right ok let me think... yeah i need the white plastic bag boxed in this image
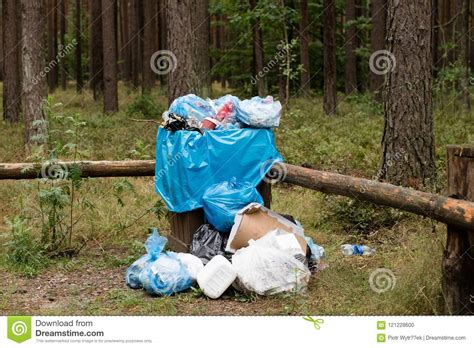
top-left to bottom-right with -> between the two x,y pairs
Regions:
238,96 -> 282,128
176,253 -> 204,281
231,231 -> 310,295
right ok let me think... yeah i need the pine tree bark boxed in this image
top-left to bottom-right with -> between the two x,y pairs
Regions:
75,0 -> 83,92
2,0 -> 22,122
47,0 -> 57,92
470,0 -> 474,72
381,0 -> 435,188
193,0 -> 211,97
299,0 -> 311,94
22,0 -> 48,148
369,0 -> 387,101
53,0 -> 59,87
90,0 -> 103,100
121,0 -> 131,82
166,0 -> 201,104
129,0 -> 140,88
158,0 -> 168,87
102,0 -> 118,113
345,0 -> 358,94
59,0 -> 67,90
142,0 -> 155,93
455,0 -> 471,110
323,0 -> 337,115
249,0 -> 267,97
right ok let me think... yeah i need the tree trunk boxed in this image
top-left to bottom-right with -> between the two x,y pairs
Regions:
75,0 -> 83,92
249,0 -> 267,97
47,0 -> 57,92
102,0 -> 119,113
90,0 -> 103,100
432,0 -> 439,76
369,0 -> 387,101
166,0 -> 200,104
299,0 -> 311,94
21,0 -> 48,148
121,0 -> 131,82
129,0 -> 140,88
158,0 -> 167,87
2,0 -> 22,122
323,0 -> 337,115
381,0 -> 435,188
455,0 -> 471,111
59,0 -> 67,90
470,0 -> 474,72
345,0 -> 358,94
142,0 -> 155,93
193,0 -> 211,97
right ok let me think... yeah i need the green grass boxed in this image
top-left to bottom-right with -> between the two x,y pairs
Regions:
0,83 -> 473,315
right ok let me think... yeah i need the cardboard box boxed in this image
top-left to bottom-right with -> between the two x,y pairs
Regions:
226,203 -> 308,253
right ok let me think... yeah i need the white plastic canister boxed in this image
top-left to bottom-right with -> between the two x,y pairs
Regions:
197,255 -> 236,299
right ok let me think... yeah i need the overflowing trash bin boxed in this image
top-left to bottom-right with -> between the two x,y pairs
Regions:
125,94 -> 326,299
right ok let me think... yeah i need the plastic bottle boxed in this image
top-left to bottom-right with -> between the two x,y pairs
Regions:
341,244 -> 376,256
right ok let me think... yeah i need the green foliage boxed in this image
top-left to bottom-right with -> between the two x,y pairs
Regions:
127,94 -> 164,119
127,140 -> 152,160
3,216 -> 48,277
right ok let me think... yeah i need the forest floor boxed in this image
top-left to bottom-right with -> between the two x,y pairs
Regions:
0,84 -> 473,315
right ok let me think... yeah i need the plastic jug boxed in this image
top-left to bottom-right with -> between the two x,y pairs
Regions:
197,255 -> 236,299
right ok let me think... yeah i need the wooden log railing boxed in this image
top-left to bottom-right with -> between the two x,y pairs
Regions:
0,159 -> 473,230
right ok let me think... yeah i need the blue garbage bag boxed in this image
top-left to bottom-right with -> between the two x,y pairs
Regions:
155,128 -> 283,212
202,179 -> 264,233
125,231 -> 193,295
139,252 -> 193,296
125,230 -> 167,289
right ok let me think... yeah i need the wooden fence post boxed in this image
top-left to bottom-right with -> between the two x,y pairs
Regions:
443,145 -> 474,314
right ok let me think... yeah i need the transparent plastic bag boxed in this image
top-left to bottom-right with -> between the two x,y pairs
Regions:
202,179 -> 263,233
232,231 -> 311,295
238,96 -> 282,128
208,95 -> 242,126
168,94 -> 214,122
176,253 -> 204,280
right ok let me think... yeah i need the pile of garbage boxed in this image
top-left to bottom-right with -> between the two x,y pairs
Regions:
126,203 -> 325,298
125,93 -> 373,299
162,94 -> 282,131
